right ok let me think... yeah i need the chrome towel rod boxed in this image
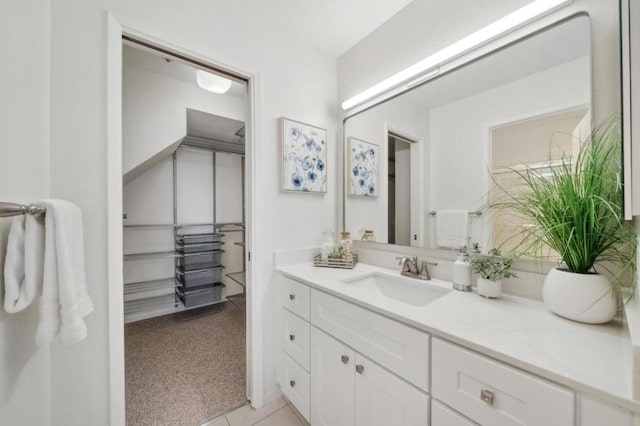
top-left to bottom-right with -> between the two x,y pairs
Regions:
0,202 -> 46,218
429,210 -> 482,217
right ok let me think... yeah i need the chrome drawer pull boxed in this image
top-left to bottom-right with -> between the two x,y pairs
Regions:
290,380 -> 296,387
480,389 -> 494,405
355,364 -> 364,374
289,294 -> 295,300
341,355 -> 349,364
289,334 -> 295,341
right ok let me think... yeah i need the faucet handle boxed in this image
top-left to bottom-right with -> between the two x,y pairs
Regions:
418,260 -> 430,279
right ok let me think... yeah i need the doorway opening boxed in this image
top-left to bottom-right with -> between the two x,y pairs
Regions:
387,131 -> 414,246
121,40 -> 252,425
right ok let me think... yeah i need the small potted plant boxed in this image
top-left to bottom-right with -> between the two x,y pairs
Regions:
470,248 -> 517,298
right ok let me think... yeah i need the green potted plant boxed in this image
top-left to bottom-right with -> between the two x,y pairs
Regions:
470,248 -> 517,298
492,117 -> 636,323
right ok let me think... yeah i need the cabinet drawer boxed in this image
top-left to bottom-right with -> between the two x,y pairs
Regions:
311,289 -> 430,392
279,275 -> 310,320
280,351 -> 310,422
432,338 -> 574,426
432,400 -> 477,426
282,309 -> 310,371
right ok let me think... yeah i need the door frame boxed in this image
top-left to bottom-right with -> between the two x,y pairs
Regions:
106,13 -> 262,425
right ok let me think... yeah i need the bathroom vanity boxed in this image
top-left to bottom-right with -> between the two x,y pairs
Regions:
276,262 -> 640,425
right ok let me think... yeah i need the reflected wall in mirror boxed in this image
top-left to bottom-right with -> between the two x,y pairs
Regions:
344,15 -> 592,255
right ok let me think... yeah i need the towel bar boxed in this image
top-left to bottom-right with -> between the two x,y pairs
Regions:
0,202 -> 46,217
429,210 -> 482,217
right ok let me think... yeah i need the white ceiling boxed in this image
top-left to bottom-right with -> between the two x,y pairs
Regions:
123,45 -> 247,99
250,0 -> 414,57
121,0 -> 416,98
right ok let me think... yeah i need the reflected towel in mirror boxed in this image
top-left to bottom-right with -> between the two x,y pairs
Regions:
435,210 -> 468,249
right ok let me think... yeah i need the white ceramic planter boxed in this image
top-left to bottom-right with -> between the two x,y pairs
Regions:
477,278 -> 502,298
543,267 -> 616,324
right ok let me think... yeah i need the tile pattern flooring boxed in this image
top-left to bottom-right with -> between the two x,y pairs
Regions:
125,302 -> 247,425
202,396 -> 309,426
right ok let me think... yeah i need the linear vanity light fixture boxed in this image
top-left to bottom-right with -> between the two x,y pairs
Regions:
340,0 -> 572,111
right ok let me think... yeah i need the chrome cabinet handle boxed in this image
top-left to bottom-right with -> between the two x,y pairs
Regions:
290,380 -> 296,388
341,355 -> 349,364
289,294 -> 295,300
355,364 -> 364,374
480,389 -> 494,405
289,334 -> 295,341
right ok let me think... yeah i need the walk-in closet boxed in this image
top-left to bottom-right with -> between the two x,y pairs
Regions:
121,43 -> 249,426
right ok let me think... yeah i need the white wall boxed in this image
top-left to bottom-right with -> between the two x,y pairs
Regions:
43,0 -> 338,424
122,63 -> 246,176
0,1 -> 52,425
429,57 -> 590,250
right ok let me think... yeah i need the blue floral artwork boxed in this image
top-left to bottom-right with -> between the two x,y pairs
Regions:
349,137 -> 379,197
281,118 -> 327,193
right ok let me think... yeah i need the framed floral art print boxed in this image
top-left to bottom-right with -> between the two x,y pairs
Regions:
281,117 -> 327,194
348,137 -> 379,197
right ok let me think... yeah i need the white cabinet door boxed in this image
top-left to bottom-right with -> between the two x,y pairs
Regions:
354,353 -> 429,426
311,326 -> 356,426
580,395 -> 633,426
432,400 -> 478,426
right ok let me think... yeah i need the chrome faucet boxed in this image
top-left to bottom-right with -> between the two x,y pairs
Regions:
397,256 -> 419,275
396,256 -> 437,281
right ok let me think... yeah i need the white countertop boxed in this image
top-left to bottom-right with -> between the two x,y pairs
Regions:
276,262 -> 638,411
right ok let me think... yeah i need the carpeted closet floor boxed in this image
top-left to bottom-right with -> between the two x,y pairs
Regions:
125,302 -> 247,426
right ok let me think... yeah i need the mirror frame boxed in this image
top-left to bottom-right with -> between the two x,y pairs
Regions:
341,13 -> 594,270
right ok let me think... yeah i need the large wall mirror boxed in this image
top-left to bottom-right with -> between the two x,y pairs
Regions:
343,15 -> 592,255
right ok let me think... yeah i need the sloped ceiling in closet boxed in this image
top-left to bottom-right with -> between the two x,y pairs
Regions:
181,109 -> 245,154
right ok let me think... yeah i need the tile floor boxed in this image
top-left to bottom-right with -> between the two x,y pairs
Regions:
202,396 -> 309,426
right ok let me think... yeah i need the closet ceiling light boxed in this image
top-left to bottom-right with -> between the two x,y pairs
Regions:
340,0 -> 572,111
196,70 -> 233,94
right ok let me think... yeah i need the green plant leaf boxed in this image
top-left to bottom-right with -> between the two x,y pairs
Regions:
490,116 -> 636,296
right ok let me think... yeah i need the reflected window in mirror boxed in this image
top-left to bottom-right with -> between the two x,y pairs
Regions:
489,107 -> 591,260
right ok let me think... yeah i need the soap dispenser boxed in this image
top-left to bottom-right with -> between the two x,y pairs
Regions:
453,245 -> 472,292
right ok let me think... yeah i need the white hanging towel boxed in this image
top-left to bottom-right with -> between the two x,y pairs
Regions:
436,210 -> 468,249
36,200 -> 93,345
4,214 -> 45,313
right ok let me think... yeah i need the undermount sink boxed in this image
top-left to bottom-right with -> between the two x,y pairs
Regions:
341,273 -> 450,307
